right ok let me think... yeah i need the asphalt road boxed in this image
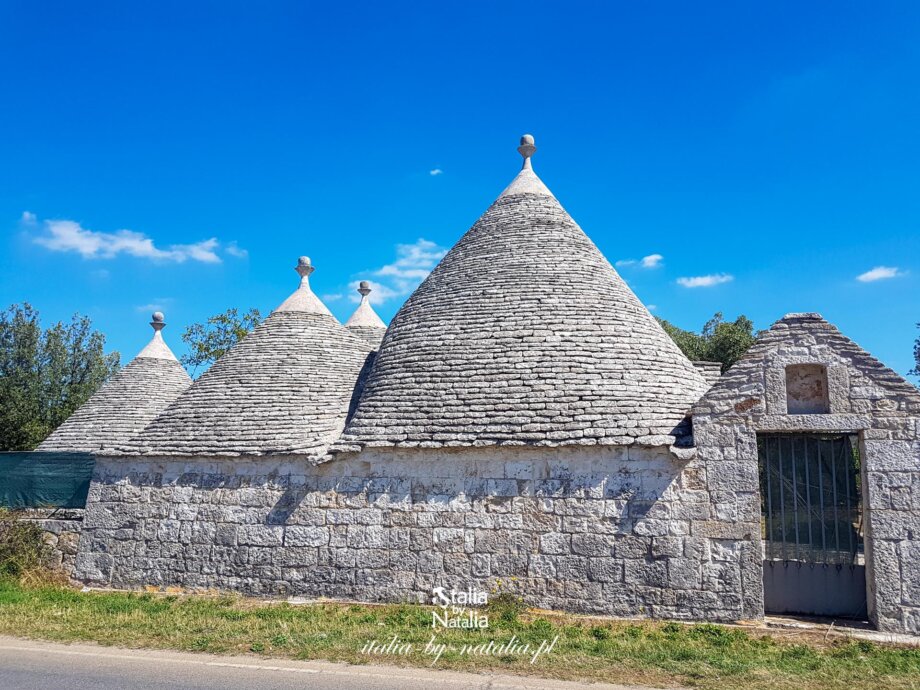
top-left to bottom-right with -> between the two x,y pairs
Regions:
0,636 -> 644,690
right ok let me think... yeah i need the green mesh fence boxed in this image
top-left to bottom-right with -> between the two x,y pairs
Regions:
0,452 -> 95,509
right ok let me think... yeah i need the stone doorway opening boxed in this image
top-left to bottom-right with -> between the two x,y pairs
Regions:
757,433 -> 868,621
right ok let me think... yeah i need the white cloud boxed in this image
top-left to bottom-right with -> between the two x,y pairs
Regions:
21,211 -> 37,225
429,168 -> 444,176
616,253 -> 664,269
135,299 -> 173,314
31,216 -> 224,263
348,279 -> 402,306
345,238 -> 448,306
225,242 -> 249,259
179,238 -> 220,263
856,266 -> 904,283
373,238 -> 447,291
647,304 -> 658,311
676,273 -> 734,288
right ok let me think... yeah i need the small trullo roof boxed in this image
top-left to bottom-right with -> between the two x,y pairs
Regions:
37,312 -> 192,453
119,257 -> 374,458
345,281 -> 388,348
338,135 -> 710,451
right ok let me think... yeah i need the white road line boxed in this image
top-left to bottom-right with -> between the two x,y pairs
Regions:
0,644 -> 501,686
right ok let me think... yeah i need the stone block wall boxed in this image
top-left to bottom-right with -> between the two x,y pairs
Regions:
19,508 -> 84,576
76,444 -> 757,622
692,313 -> 920,634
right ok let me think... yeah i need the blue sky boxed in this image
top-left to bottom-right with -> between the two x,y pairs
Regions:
1,2 -> 918,377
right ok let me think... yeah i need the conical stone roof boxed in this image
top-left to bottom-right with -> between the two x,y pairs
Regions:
345,281 -> 388,348
120,257 -> 374,458
338,135 -> 710,451
37,313 -> 192,453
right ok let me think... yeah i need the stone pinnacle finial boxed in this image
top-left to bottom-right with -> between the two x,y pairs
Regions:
345,279 -> 387,336
517,134 -> 536,170
274,255 -> 332,314
150,311 -> 166,332
137,310 -> 177,359
295,256 -> 315,283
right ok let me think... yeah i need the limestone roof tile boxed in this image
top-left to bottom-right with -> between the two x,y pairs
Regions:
37,313 -> 191,452
118,258 -> 374,458
335,136 -> 710,452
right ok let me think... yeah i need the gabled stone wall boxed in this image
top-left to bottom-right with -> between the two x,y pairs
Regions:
76,444 -> 754,622
691,313 -> 920,634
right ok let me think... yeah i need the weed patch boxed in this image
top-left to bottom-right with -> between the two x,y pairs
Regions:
0,579 -> 917,690
0,510 -> 50,579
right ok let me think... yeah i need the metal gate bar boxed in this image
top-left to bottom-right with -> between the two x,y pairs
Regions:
758,434 -> 862,566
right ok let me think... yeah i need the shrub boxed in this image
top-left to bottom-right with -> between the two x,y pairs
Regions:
487,591 -> 525,625
662,621 -> 684,637
0,509 -> 51,580
591,625 -> 611,640
689,623 -> 745,647
623,624 -> 644,639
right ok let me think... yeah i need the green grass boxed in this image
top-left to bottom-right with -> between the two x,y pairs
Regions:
0,578 -> 918,689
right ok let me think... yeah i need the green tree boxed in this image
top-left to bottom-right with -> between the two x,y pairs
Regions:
911,323 -> 919,380
657,312 -> 758,373
0,303 -> 120,451
180,307 -> 263,375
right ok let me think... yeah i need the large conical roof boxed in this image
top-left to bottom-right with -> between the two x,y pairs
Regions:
120,257 -> 374,458
338,135 -> 709,450
37,313 -> 191,453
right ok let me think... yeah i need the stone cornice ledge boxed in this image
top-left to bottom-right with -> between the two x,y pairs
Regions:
754,414 -> 872,433
669,445 -> 697,461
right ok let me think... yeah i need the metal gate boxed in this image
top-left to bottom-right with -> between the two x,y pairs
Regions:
757,434 -> 867,619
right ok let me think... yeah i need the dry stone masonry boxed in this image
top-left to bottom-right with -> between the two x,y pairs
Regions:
79,445 -> 747,621
21,509 -> 84,576
692,313 -> 920,633
38,313 -> 191,453
42,136 -> 919,635
337,137 -> 709,452
117,258 -> 375,459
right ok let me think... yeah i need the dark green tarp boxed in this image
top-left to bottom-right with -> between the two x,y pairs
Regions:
0,452 -> 95,509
